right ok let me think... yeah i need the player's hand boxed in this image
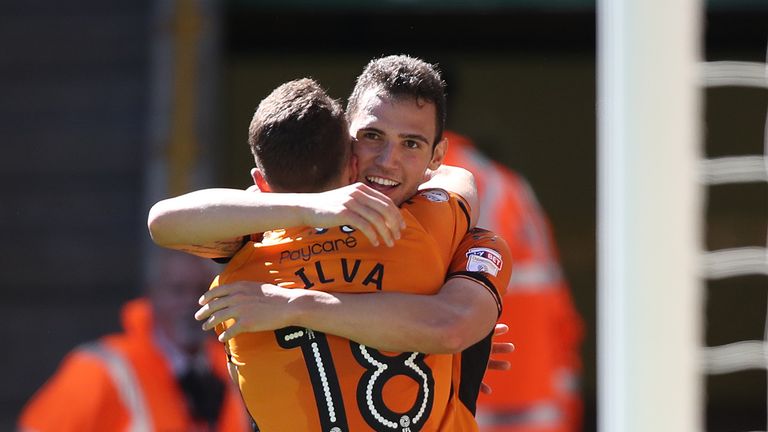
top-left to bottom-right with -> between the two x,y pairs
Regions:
480,323 -> 515,395
195,281 -> 294,342
303,182 -> 405,247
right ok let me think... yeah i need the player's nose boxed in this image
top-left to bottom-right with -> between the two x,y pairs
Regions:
374,140 -> 399,169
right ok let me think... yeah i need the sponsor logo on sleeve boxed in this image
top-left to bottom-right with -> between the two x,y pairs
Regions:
465,247 -> 503,276
420,189 -> 449,202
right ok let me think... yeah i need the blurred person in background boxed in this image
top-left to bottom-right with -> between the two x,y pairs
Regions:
442,130 -> 584,432
17,249 -> 251,432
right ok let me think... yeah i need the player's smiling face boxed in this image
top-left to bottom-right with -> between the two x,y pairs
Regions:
349,90 -> 446,206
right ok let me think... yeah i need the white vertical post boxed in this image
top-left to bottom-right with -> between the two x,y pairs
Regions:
598,0 -> 703,431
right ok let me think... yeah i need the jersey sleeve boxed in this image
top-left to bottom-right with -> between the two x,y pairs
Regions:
450,191 -> 472,236
446,191 -> 472,257
446,228 -> 512,317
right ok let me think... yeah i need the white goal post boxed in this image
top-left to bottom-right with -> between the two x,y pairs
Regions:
597,0 -> 703,431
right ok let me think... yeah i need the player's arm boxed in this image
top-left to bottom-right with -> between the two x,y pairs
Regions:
148,183 -> 405,258
297,276 -> 499,353
420,164 -> 478,226
196,277 -> 498,354
197,229 -> 511,354
148,188 -> 304,258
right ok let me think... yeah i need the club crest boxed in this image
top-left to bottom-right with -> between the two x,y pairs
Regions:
465,247 -> 503,276
420,189 -> 449,202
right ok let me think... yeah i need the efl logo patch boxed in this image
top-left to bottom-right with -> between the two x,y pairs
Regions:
466,247 -> 503,276
420,189 -> 449,202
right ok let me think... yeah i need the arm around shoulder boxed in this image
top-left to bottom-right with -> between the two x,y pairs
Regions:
147,188 -> 306,258
148,184 -> 405,256
290,277 -> 499,354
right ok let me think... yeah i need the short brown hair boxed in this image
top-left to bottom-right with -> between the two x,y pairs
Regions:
347,55 -> 447,146
248,78 -> 349,192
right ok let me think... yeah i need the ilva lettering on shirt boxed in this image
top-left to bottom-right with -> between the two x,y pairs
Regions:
279,233 -> 385,290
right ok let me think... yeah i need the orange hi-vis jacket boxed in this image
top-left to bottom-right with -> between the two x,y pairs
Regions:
213,190 -> 509,431
18,298 -> 250,432
443,131 -> 585,432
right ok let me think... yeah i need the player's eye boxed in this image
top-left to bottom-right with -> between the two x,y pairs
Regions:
403,139 -> 420,149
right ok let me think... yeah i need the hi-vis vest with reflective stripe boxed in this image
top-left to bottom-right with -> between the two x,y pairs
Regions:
443,131 -> 585,431
18,298 -> 251,432
78,341 -> 151,432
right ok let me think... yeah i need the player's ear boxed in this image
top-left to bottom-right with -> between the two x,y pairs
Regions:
347,153 -> 359,184
250,167 -> 271,192
427,136 -> 448,171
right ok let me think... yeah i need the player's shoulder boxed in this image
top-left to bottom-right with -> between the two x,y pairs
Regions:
404,188 -> 470,225
464,227 -> 506,243
404,188 -> 468,208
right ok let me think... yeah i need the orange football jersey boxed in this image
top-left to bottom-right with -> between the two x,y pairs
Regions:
214,189 -> 473,431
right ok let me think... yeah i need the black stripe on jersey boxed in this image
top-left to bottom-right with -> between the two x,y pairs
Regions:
458,331 -> 494,416
446,271 -> 503,316
456,199 -> 471,233
275,327 -> 350,431
211,235 -> 251,264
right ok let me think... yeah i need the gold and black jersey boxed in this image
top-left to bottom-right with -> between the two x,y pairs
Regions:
213,189 -> 475,432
